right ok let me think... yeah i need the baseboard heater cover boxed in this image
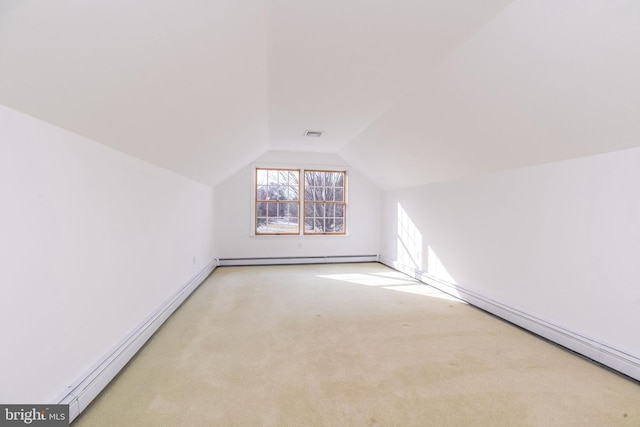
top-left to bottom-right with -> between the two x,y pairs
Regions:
378,256 -> 640,382
218,254 -> 379,266
56,259 -> 218,422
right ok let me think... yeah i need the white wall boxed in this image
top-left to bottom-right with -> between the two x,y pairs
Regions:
381,147 -> 640,359
0,105 -> 216,403
214,151 -> 380,259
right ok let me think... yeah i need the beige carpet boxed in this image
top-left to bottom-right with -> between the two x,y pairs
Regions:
72,263 -> 639,426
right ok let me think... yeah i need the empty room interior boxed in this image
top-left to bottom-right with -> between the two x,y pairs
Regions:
1,0 -> 640,425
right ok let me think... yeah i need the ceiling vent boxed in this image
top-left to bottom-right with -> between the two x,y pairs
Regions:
304,130 -> 323,137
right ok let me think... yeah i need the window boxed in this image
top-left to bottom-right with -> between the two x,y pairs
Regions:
254,168 -> 346,235
304,170 -> 346,234
255,168 -> 300,235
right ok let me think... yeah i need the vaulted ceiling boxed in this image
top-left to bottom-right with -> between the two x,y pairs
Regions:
2,1 -> 639,189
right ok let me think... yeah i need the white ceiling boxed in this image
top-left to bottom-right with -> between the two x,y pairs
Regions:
266,0 -> 513,153
340,0 -> 640,188
0,0 -> 270,185
2,0 -> 639,189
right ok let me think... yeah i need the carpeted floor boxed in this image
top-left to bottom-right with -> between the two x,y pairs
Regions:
72,263 -> 640,426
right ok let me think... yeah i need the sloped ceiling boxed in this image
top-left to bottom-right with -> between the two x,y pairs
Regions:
2,1 -> 639,189
340,0 -> 640,188
0,0 -> 269,185
266,0 -> 514,153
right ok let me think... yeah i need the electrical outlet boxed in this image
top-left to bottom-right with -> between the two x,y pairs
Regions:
298,242 -> 302,249
193,256 -> 196,265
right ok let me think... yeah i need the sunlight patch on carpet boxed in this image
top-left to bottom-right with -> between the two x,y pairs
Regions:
317,273 -> 465,303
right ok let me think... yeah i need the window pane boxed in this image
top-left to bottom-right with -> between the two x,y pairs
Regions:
266,217 -> 297,234
305,216 -> 323,232
305,186 -> 314,200
304,218 -> 314,231
289,185 -> 299,200
256,169 -> 301,234
325,204 -> 335,217
292,186 -> 301,201
257,185 -> 268,200
256,217 -> 267,232
257,201 -> 268,217
258,168 -> 345,235
267,202 -> 277,217
288,202 -> 299,218
279,187 -> 288,201
325,188 -> 335,201
257,169 -> 268,185
267,170 -> 278,185
262,186 -> 272,200
289,171 -> 299,186
271,185 -> 285,200
305,171 -> 321,187
278,170 -> 289,185
281,184 -> 290,200
304,203 -> 314,217
289,215 -> 300,225
325,218 -> 335,232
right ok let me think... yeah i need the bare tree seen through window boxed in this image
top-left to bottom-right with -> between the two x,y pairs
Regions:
255,168 -> 300,234
304,170 -> 346,234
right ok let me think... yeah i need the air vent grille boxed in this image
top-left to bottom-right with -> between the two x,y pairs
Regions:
304,130 -> 323,137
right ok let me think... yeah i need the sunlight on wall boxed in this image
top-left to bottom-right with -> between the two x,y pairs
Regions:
427,246 -> 457,285
397,203 -> 422,270
394,202 -> 461,300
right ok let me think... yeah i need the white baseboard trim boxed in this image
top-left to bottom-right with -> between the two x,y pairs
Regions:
379,256 -> 640,382
56,259 -> 218,422
219,254 -> 378,266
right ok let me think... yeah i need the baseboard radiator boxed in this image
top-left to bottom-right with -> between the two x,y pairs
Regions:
379,256 -> 640,383
219,254 -> 378,266
57,259 -> 218,422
